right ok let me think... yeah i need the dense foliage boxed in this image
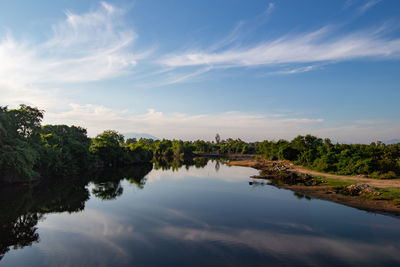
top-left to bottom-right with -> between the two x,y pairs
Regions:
39,125 -> 91,176
257,135 -> 400,178
191,138 -> 257,155
126,138 -> 195,159
90,130 -> 153,167
0,105 -> 43,181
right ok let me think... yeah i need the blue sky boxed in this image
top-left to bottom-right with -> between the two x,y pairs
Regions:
0,0 -> 399,142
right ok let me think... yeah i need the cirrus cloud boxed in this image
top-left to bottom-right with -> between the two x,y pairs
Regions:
160,26 -> 400,68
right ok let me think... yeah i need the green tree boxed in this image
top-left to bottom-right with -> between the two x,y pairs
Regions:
39,125 -> 91,176
0,105 -> 43,182
90,130 -> 125,167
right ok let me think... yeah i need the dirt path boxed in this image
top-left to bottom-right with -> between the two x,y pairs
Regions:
228,160 -> 400,188
291,166 -> 400,188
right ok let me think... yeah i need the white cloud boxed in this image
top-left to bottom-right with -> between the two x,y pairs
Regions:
0,2 -> 147,103
160,26 -> 400,68
267,65 -> 319,75
359,0 -> 382,14
162,66 -> 213,85
210,2 -> 274,52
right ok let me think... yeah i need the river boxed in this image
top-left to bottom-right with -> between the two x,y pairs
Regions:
1,159 -> 400,266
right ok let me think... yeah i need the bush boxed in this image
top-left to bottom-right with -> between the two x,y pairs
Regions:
379,171 -> 397,179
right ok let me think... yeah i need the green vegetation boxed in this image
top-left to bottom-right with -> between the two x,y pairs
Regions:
379,187 -> 400,200
257,135 -> 400,178
39,125 -> 91,176
129,138 -> 195,159
0,105 -> 155,182
373,188 -> 400,204
322,178 -> 357,187
192,137 -> 257,154
0,105 -> 44,181
90,130 -> 153,167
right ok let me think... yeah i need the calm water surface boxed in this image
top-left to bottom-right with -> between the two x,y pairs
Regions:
1,159 -> 400,266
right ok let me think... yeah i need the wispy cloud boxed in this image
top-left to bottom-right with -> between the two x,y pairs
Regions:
208,22 -> 244,52
344,0 -> 354,9
209,2 -> 275,52
148,2 -> 277,86
160,25 -> 400,68
0,2 -> 148,88
359,0 -> 382,14
266,65 -> 319,75
266,2 -> 275,13
154,2 -> 397,82
162,66 -> 213,85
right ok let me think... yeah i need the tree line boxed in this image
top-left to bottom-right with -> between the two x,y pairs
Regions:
1,105 -> 399,183
257,135 -> 400,178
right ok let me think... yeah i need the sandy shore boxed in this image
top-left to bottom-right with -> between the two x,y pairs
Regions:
227,160 -> 400,216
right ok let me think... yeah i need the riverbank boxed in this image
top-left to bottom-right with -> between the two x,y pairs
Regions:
227,160 -> 400,216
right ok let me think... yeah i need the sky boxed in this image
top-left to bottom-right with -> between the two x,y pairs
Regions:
0,0 -> 399,143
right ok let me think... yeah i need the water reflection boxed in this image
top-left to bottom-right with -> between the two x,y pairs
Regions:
153,157 -> 209,171
0,212 -> 40,261
214,160 -> 220,172
293,192 -> 312,200
158,224 -> 400,265
90,163 -> 153,200
0,176 -> 89,260
0,163 -> 154,260
2,159 -> 400,266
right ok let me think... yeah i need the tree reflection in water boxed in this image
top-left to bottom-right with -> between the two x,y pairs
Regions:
152,157 -> 209,171
90,163 -> 153,200
0,213 -> 40,261
0,162 -> 157,260
0,174 -> 90,260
